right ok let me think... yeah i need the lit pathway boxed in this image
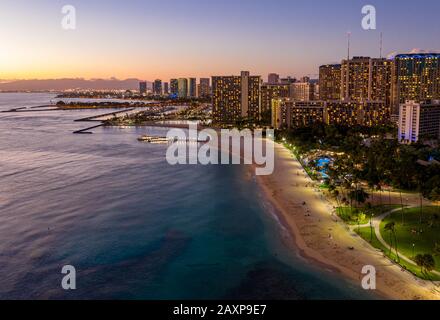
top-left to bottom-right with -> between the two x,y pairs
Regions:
352,206 -> 440,277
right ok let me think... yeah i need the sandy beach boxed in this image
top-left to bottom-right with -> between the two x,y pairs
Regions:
256,141 -> 440,300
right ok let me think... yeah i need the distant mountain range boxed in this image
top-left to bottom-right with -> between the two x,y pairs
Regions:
0,78 -> 152,91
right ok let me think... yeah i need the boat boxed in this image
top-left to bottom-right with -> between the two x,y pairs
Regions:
137,135 -> 209,144
137,135 -> 170,144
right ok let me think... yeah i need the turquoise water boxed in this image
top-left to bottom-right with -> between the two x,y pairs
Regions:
317,157 -> 331,179
0,93 -> 375,299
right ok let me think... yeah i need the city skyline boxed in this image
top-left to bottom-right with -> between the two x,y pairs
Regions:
1,0 -> 440,81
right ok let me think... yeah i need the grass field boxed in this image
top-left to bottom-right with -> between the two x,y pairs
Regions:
337,205 -> 402,226
380,206 -> 440,273
356,227 -> 440,281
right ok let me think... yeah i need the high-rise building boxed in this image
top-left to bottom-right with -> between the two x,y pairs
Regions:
290,101 -> 325,128
290,82 -> 315,101
271,99 -> 290,129
325,100 -> 390,127
398,100 -> 440,143
139,81 -> 147,95
272,99 -> 390,129
268,73 -> 280,84
198,78 -> 211,98
170,79 -> 179,96
319,64 -> 341,101
261,84 -> 290,115
153,79 -> 162,95
212,71 -> 261,123
341,57 -> 392,105
189,78 -> 197,98
163,82 -> 169,95
392,53 -> 440,114
272,99 -> 325,129
178,78 -> 188,98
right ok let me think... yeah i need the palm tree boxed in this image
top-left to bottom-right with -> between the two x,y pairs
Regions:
423,254 -> 436,275
399,190 -> 405,225
414,254 -> 436,276
415,254 -> 425,273
376,184 -> 383,207
384,221 -> 399,261
334,189 -> 340,208
365,202 -> 374,242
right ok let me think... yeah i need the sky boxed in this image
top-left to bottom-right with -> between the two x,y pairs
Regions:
0,0 -> 439,81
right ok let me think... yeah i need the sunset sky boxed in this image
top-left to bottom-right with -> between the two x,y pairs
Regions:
1,0 -> 439,81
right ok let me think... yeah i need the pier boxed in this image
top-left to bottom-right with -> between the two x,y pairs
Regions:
73,124 -> 104,134
74,108 -> 135,122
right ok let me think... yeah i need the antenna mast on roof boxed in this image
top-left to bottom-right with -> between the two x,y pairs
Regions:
380,32 -> 383,59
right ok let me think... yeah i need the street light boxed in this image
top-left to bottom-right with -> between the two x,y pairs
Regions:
412,243 -> 416,258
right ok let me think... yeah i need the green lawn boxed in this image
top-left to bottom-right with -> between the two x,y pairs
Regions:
380,206 -> 440,273
356,227 -> 440,281
337,205 -> 401,226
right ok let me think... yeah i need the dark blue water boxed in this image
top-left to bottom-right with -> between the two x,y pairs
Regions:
0,93 -> 375,300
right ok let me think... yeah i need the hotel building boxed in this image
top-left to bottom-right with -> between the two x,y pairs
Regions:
212,71 -> 261,123
261,83 -> 290,114
272,99 -> 390,129
341,57 -> 392,105
319,64 -> 341,101
290,82 -> 315,102
325,100 -> 390,127
272,99 -> 325,129
392,53 -> 440,114
271,99 -> 290,129
290,101 -> 326,128
398,100 -> 440,143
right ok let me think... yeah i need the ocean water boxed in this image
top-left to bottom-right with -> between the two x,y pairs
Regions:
0,93 -> 375,300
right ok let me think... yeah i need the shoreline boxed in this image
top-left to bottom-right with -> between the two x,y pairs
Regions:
254,141 -> 440,300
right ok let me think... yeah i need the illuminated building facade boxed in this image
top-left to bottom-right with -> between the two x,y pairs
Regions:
319,64 -> 341,101
212,71 -> 261,123
392,53 -> 440,114
290,82 -> 315,101
341,57 -> 392,105
398,100 -> 440,143
325,100 -> 390,127
272,99 -> 390,129
261,84 -> 290,114
271,99 -> 290,129
290,101 -> 326,128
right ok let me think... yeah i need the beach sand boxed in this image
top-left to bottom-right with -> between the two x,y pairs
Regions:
255,141 -> 440,300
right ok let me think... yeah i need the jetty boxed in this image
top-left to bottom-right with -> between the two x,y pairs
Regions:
74,108 -> 135,122
73,124 -> 104,134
